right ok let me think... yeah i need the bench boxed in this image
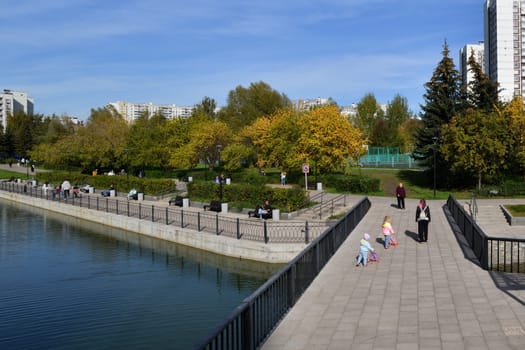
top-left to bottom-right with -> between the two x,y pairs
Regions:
204,200 -> 222,212
169,196 -> 184,206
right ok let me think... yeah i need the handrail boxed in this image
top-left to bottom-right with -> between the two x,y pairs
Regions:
446,194 -> 525,273
0,180 -> 329,244
194,197 -> 371,350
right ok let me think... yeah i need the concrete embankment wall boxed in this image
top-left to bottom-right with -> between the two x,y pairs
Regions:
0,191 -> 306,263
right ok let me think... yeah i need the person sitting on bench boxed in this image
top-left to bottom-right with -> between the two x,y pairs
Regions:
258,200 -> 272,219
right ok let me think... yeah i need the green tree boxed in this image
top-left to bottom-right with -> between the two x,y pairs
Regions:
75,107 -> 129,171
6,111 -> 44,159
192,96 -> 217,119
217,81 -> 292,132
413,41 -> 463,186
354,93 -> 384,140
441,108 -> 510,189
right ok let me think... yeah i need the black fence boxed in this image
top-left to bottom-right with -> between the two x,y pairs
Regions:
194,196 -> 371,350
446,195 -> 525,273
0,180 -> 328,244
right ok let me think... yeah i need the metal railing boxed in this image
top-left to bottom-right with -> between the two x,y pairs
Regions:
446,195 -> 525,273
0,180 -> 328,244
194,197 -> 371,350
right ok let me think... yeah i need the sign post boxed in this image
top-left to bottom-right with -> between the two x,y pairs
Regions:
302,163 -> 310,190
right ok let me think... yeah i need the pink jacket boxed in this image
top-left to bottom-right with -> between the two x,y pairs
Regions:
382,222 -> 394,235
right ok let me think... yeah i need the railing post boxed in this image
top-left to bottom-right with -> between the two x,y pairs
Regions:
304,221 -> 309,244
241,303 -> 255,350
127,201 -> 130,217
237,218 -> 240,239
216,214 -> 219,235
264,220 -> 268,243
180,210 -> 184,228
151,205 -> 154,222
139,203 -> 142,219
105,198 -> 108,212
116,199 -> 119,215
198,212 -> 201,231
165,207 -> 168,225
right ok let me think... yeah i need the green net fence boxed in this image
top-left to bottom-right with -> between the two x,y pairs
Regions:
359,147 -> 417,168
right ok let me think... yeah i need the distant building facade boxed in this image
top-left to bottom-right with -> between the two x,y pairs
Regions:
108,100 -> 194,123
296,98 -> 330,111
460,42 -> 485,89
484,0 -> 523,102
0,89 -> 34,130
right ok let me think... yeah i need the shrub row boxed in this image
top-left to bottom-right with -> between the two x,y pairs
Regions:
188,181 -> 308,212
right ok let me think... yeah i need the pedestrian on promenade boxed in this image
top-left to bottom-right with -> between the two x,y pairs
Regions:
395,182 -> 406,209
382,216 -> 395,249
61,179 -> 71,199
415,198 -> 431,242
280,171 -> 286,186
356,233 -> 375,267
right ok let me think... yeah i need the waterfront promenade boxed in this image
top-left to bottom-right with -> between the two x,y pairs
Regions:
261,196 -> 525,350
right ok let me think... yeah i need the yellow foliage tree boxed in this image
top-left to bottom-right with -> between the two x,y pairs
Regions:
298,105 -> 366,173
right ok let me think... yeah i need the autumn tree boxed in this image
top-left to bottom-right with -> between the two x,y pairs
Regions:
298,105 -> 365,173
169,120 -> 232,169
505,97 -> 525,179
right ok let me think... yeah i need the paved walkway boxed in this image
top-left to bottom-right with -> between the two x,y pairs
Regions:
261,196 -> 525,350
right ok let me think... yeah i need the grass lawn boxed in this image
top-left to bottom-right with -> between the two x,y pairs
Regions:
344,167 -> 473,200
504,205 -> 525,217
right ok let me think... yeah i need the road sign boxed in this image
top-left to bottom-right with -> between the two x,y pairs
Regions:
302,163 -> 310,174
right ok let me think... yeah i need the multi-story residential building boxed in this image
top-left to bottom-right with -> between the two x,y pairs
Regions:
296,97 -> 330,111
0,89 -> 34,130
460,42 -> 485,88
108,100 -> 194,123
484,0 -> 522,102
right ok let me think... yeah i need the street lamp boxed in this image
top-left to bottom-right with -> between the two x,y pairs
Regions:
432,136 -> 439,199
216,144 -> 222,167
125,148 -> 129,188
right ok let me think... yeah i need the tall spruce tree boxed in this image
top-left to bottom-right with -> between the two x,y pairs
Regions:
466,50 -> 500,112
413,42 -> 463,186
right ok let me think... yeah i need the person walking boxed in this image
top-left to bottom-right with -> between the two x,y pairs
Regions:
415,198 -> 431,242
395,182 -> 406,209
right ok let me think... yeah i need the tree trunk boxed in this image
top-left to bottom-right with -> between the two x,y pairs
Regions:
478,171 -> 482,190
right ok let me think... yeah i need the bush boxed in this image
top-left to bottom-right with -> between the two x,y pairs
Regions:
36,171 -> 175,195
328,174 -> 380,193
187,181 -> 308,212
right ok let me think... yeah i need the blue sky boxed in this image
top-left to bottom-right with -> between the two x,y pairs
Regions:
1,0 -> 483,120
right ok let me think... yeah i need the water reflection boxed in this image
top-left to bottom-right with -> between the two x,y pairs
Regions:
0,198 -> 282,350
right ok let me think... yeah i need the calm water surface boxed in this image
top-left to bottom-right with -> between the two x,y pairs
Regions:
0,199 -> 281,349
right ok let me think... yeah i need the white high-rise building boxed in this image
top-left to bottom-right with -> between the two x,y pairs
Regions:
108,101 -> 194,123
484,0 -> 523,102
460,42 -> 485,88
0,89 -> 34,130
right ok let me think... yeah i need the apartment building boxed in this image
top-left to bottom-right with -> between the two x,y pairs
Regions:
459,42 -> 485,88
0,89 -> 34,130
108,100 -> 194,123
484,0 -> 523,102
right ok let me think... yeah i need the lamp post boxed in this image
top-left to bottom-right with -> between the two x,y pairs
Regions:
432,136 -> 439,199
217,144 -> 223,202
125,148 -> 129,188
